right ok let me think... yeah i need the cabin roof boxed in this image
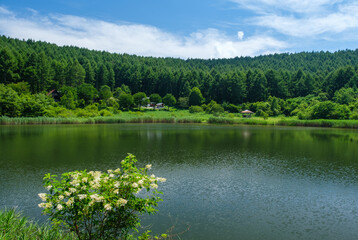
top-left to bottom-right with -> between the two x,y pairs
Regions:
241,110 -> 254,114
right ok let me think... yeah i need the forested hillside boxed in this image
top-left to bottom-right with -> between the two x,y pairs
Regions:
1,35 -> 358,102
1,35 -> 358,120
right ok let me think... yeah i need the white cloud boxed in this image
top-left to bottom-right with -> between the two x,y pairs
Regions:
237,31 -> 244,40
0,6 -> 13,15
230,0 -> 358,39
0,7 -> 287,59
253,9 -> 358,37
231,0 -> 342,14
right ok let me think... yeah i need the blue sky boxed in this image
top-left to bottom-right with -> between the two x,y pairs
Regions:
1,0 -> 358,59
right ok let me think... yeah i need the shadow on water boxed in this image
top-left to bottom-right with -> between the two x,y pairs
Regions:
1,124 -> 358,240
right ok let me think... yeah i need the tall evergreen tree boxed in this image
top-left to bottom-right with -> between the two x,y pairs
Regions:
66,59 -> 85,87
247,70 -> 268,102
228,71 -> 246,104
0,48 -> 17,84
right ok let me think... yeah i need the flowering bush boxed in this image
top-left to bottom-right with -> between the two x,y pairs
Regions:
38,154 -> 166,239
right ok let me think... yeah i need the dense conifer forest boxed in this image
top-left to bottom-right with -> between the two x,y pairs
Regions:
1,35 -> 358,120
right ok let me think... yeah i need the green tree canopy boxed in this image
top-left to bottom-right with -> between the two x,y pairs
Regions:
333,87 -> 356,105
189,87 -> 204,106
149,94 -> 162,105
66,59 -> 85,87
113,87 -> 124,98
77,83 -> 98,105
120,84 -> 131,95
162,93 -> 176,109
3,36 -> 358,108
60,91 -> 76,110
99,85 -> 113,100
7,82 -> 30,94
0,84 -> 22,117
0,48 -> 17,84
133,92 -> 148,108
118,93 -> 134,110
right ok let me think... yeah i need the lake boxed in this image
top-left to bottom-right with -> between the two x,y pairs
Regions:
1,124 -> 358,240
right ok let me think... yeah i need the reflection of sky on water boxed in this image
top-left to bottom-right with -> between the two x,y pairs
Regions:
146,153 -> 358,240
145,130 -> 162,141
242,129 -> 251,139
1,124 -> 358,240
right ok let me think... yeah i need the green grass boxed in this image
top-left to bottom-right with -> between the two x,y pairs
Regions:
2,110 -> 358,129
208,115 -> 358,129
277,118 -> 358,128
0,110 -> 211,125
0,209 -> 75,240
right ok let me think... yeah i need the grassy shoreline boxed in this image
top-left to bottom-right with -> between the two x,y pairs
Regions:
0,209 -> 75,240
207,116 -> 358,128
2,110 -> 358,129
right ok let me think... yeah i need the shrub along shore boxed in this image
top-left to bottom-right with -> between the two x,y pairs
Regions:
2,82 -> 358,129
2,111 -> 358,129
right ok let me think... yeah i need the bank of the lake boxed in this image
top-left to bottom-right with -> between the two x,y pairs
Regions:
2,110 -> 358,129
0,209 -> 76,240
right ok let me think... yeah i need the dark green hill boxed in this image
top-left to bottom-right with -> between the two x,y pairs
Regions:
1,35 -> 358,103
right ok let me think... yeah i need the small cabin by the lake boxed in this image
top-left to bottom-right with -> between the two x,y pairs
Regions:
146,102 -> 165,109
47,89 -> 60,102
241,110 -> 254,118
156,103 -> 165,109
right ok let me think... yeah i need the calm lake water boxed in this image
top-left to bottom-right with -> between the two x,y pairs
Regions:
1,124 -> 358,240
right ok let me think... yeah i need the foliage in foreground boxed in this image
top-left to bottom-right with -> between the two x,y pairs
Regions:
0,209 -> 76,240
38,154 -> 166,239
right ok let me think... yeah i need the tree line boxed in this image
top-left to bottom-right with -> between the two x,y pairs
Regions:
2,35 -> 358,120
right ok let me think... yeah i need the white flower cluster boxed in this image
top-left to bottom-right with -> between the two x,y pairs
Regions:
157,177 -> 166,183
104,204 -> 112,211
90,194 -> 104,203
71,172 -> 81,179
149,174 -> 156,182
70,179 -> 80,187
117,198 -> 128,207
66,198 -> 74,206
38,193 -> 47,201
89,171 -> 102,179
38,202 -> 52,209
114,181 -> 120,188
78,194 -> 87,200
90,181 -> 100,189
38,193 -> 52,209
